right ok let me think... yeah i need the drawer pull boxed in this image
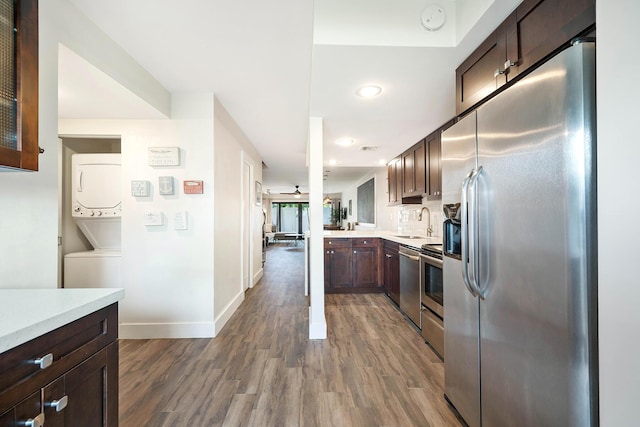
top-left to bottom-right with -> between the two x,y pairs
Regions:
33,353 -> 53,369
386,254 -> 392,258
363,240 -> 367,244
49,395 -> 68,412
25,414 -> 45,427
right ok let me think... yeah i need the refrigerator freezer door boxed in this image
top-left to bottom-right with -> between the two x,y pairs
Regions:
475,43 -> 596,426
442,111 -> 481,427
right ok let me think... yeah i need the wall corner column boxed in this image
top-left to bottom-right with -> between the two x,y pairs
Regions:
308,117 -> 327,339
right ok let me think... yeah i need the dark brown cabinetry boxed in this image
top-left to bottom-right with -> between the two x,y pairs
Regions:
387,157 -> 402,205
426,132 -> 441,199
402,140 -> 426,198
0,0 -> 39,171
324,238 -> 383,293
455,0 -> 595,115
383,240 -> 400,305
324,239 -> 352,290
0,304 -> 119,427
353,239 -> 379,288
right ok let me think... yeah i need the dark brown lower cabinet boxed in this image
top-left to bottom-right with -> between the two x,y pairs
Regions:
0,304 -> 119,427
325,246 -> 353,289
353,246 -> 378,288
42,343 -> 118,427
383,241 -> 400,305
325,238 -> 384,293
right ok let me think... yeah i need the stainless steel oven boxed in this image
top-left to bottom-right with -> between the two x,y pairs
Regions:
420,244 -> 444,358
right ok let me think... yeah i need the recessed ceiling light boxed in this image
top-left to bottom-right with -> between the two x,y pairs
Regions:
378,159 -> 387,166
328,159 -> 337,165
337,137 -> 355,146
356,85 -> 382,98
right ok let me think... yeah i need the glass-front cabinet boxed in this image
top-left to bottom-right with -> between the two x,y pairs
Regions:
0,0 -> 38,171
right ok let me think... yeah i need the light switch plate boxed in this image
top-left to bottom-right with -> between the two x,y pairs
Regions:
158,176 -> 174,195
131,180 -> 151,197
143,211 -> 163,226
174,211 -> 188,230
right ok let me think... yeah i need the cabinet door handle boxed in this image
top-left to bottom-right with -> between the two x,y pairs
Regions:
49,395 -> 68,412
25,414 -> 45,427
386,254 -> 392,258
504,59 -> 516,70
33,353 -> 53,369
354,250 -> 357,254
363,240 -> 367,244
494,68 -> 506,78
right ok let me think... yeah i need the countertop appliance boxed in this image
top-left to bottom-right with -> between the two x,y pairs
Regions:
441,41 -> 597,427
399,245 -> 421,328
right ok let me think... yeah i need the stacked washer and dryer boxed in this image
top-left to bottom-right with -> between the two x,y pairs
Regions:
64,153 -> 122,288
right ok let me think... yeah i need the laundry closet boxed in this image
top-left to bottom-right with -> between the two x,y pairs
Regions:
59,137 -> 122,288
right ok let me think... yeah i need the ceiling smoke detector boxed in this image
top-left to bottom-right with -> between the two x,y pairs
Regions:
421,5 -> 446,31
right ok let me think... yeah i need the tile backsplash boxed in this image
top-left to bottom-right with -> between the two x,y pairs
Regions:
398,200 -> 443,238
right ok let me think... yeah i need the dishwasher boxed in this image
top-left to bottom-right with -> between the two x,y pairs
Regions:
399,245 -> 421,328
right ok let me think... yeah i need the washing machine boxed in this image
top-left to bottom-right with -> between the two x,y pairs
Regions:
64,153 -> 122,288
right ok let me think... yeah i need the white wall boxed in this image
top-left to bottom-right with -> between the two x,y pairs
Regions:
59,92 -> 216,338
340,167 -> 397,231
597,1 -> 640,424
213,96 -> 264,332
0,0 -> 167,289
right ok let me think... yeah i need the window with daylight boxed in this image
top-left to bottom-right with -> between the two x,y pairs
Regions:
271,202 -> 309,234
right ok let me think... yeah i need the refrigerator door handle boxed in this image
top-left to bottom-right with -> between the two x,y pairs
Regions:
468,166 -> 485,299
460,170 -> 477,297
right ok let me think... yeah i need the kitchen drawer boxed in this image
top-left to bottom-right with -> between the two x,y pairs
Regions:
0,304 -> 117,413
352,238 -> 378,248
383,239 -> 399,251
421,306 -> 444,359
324,238 -> 351,248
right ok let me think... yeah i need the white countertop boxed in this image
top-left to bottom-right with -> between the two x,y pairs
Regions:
323,230 -> 441,249
0,288 -> 124,354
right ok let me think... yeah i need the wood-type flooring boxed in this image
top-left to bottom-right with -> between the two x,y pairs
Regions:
118,243 -> 462,426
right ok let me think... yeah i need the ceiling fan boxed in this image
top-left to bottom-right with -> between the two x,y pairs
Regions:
281,185 -> 308,199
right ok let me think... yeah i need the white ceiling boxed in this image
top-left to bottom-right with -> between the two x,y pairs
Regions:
61,0 -> 521,195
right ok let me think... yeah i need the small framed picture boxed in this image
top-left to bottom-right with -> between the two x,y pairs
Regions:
255,181 -> 262,206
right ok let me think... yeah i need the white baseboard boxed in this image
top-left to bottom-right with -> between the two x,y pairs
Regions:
309,307 -> 327,340
214,290 -> 245,334
119,322 -> 215,339
252,267 -> 263,286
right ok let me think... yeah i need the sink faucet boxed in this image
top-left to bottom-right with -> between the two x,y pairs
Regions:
418,206 -> 433,237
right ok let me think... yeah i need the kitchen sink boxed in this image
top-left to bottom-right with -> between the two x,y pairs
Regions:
395,235 -> 425,239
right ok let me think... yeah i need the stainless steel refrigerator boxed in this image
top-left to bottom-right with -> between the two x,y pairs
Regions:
441,41 -> 597,427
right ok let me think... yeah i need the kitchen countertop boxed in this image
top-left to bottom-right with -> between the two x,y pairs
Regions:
0,288 -> 124,354
323,230 -> 441,250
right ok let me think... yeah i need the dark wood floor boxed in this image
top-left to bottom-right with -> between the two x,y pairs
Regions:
118,243 -> 462,426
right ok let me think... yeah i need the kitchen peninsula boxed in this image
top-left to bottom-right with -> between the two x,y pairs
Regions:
0,288 -> 123,426
323,230 -> 440,294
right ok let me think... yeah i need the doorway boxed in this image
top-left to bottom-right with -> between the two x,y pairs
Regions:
57,136 -> 121,287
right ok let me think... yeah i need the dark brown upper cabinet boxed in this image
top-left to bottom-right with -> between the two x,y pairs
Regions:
0,0 -> 38,171
456,0 -> 595,115
402,140 -> 426,198
387,157 -> 402,205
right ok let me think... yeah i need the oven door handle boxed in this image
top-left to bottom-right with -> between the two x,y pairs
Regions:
421,254 -> 443,268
